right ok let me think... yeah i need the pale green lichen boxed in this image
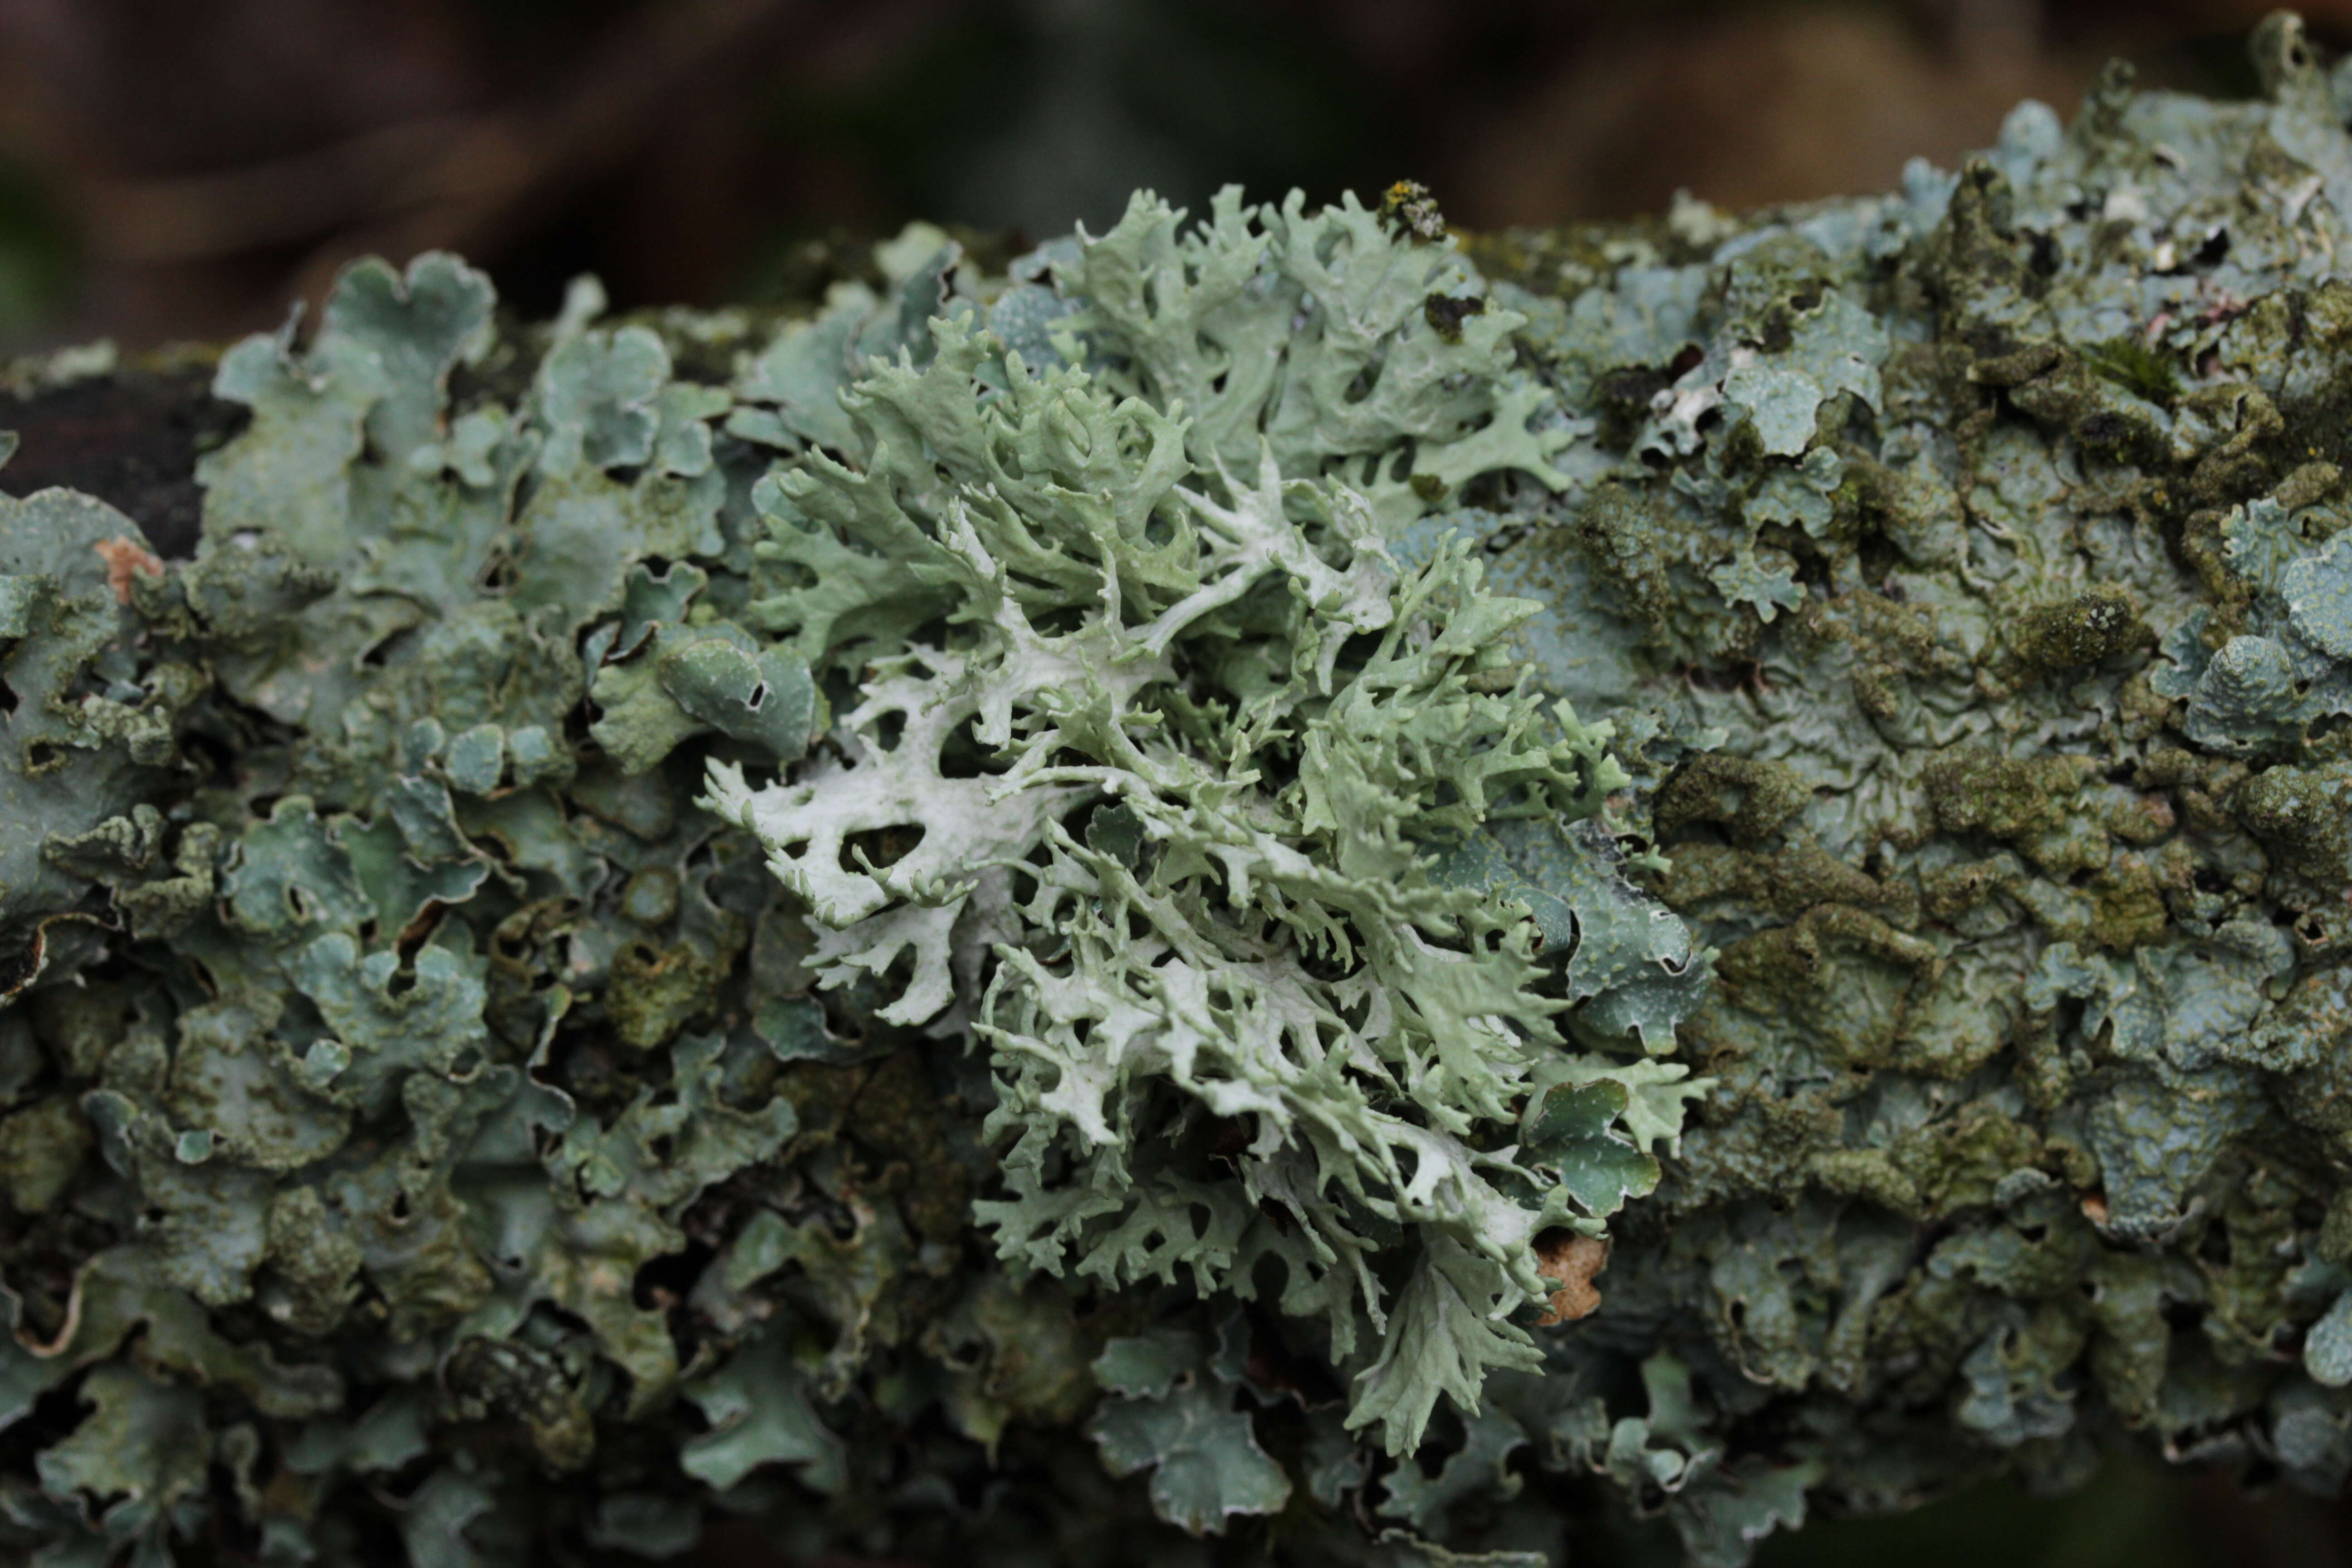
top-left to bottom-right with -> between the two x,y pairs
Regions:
700,192 -> 1695,1462
15,14 -> 2352,1565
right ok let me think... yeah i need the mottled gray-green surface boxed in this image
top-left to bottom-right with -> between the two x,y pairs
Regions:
11,16 -> 2352,1566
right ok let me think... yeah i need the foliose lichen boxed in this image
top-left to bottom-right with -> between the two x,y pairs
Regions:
14,12 -> 2352,1564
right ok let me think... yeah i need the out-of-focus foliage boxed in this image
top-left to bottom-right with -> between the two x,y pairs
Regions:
17,13 -> 2352,1565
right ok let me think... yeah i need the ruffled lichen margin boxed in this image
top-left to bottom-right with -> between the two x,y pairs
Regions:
14,12 -> 2352,1564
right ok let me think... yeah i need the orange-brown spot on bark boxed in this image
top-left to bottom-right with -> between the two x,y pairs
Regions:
1533,1231 -> 1608,1326
2081,1193 -> 2109,1226
93,536 -> 163,604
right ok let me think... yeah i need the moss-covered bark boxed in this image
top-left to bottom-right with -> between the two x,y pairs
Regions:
13,15 -> 2352,1567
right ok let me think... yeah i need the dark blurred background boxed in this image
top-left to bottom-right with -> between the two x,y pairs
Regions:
13,1 -> 2352,1563
3,0 -> 2352,356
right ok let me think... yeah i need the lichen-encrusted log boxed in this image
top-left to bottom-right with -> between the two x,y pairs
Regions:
9,15 -> 2352,1566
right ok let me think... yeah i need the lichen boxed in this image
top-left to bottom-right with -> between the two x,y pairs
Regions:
13,15 -> 2352,1566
